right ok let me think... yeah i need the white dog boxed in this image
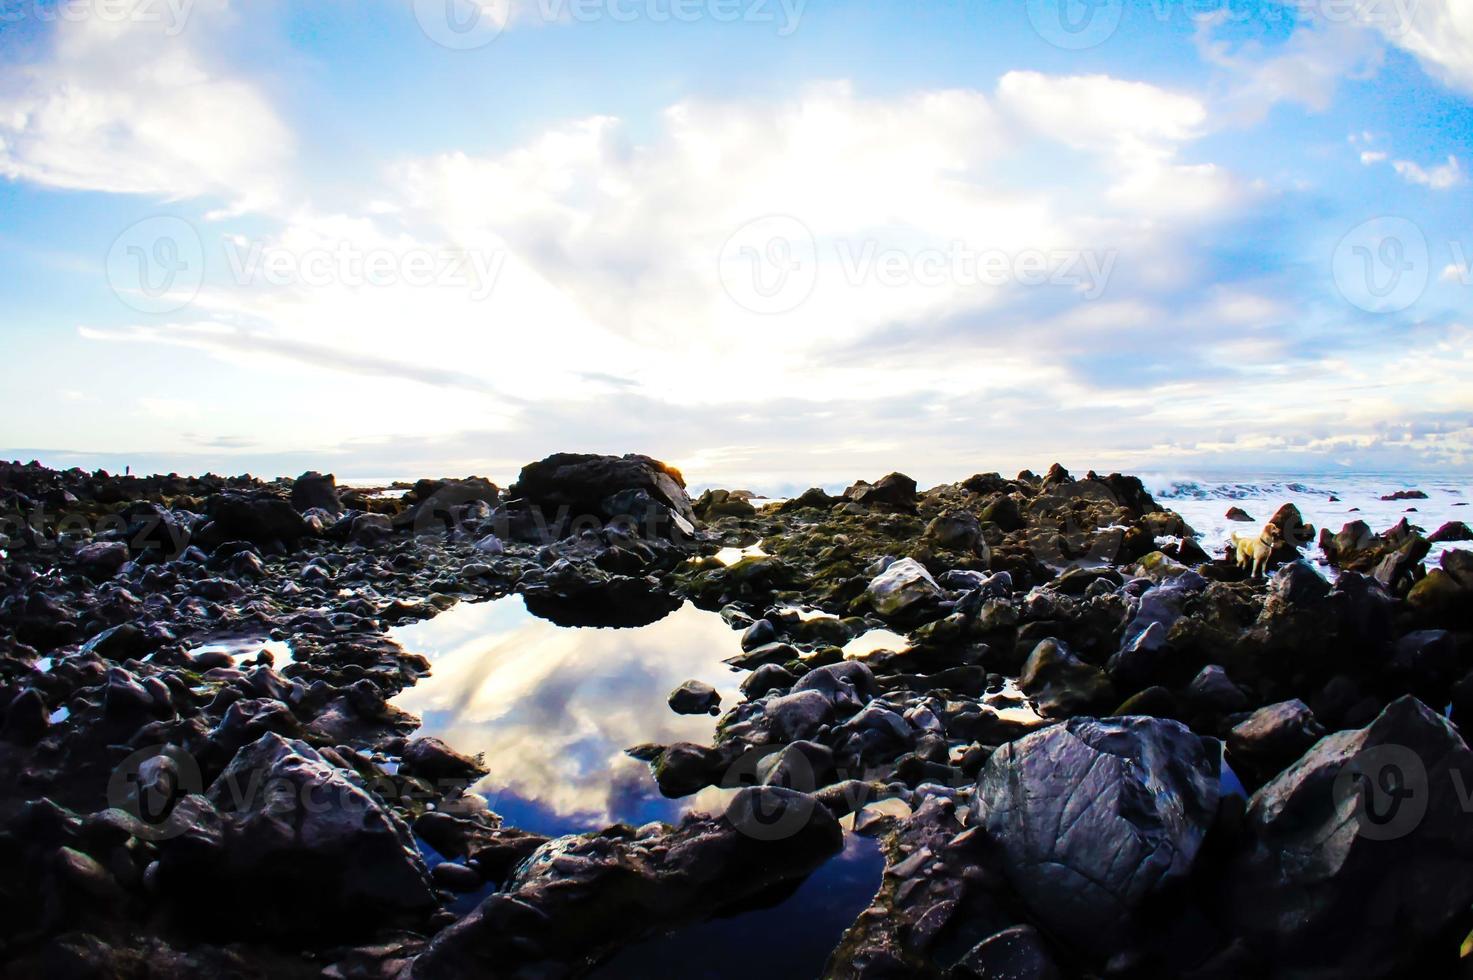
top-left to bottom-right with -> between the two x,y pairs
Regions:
1230,522 -> 1281,579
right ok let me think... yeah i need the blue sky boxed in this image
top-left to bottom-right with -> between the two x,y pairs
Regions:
0,0 -> 1470,489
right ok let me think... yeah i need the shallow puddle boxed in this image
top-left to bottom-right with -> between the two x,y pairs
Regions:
589,832 -> 884,979
389,596 -> 747,836
187,636 -> 296,667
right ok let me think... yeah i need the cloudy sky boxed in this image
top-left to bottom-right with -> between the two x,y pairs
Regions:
1,0 -> 1470,490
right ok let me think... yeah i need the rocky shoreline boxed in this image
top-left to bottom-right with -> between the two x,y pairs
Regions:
1,454 -> 1471,977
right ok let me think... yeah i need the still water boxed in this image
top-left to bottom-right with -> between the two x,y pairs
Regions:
389,595 -> 888,978
389,596 -> 747,836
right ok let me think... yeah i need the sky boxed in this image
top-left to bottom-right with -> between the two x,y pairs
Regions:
0,0 -> 1470,491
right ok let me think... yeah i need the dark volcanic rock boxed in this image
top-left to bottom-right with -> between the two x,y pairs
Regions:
1226,699 -> 1326,789
1428,521 -> 1473,544
1017,638 -> 1115,718
667,679 -> 721,715
511,452 -> 695,527
975,716 -> 1219,960
290,471 -> 342,514
402,736 -> 486,781
1230,696 -> 1473,978
405,787 -> 842,978
845,472 -> 919,510
200,493 -> 311,553
159,733 -> 436,938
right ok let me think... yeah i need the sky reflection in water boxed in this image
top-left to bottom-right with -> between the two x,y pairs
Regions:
389,596 -> 745,837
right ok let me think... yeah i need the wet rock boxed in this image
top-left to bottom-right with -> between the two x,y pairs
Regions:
1406,569 -> 1472,626
1225,699 -> 1325,789
975,716 -> 1219,960
1230,697 -> 1473,978
431,861 -> 483,892
866,557 -> 943,619
1225,507 -> 1254,522
740,663 -> 796,699
200,493 -> 311,553
793,661 -> 878,714
3,688 -> 49,744
777,487 -> 841,513
741,617 -> 778,650
846,473 -> 918,510
402,736 -> 486,781
75,541 -> 128,579
826,796 -> 1001,978
407,787 -> 842,978
762,690 -> 836,741
511,452 -> 694,528
667,679 -> 721,715
1185,664 -> 1249,714
182,733 -> 435,937
653,742 -> 726,797
291,471 -> 342,514
1269,559 -> 1330,605
757,739 -> 836,790
693,489 -> 757,521
724,641 -> 800,670
349,513 -> 393,547
1428,521 -> 1473,544
925,512 -> 984,555
1018,639 -> 1115,718
1380,489 -> 1428,501
951,925 -> 1061,980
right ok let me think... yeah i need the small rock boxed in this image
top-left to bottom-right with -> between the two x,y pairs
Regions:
667,680 -> 721,716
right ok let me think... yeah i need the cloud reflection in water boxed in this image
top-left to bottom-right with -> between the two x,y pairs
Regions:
390,597 -> 744,836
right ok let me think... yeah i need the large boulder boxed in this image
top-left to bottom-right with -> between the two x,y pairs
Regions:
510,453 -> 694,530
1230,696 -> 1473,978
289,471 -> 342,514
975,716 -> 1219,959
865,558 -> 943,618
398,477 -> 500,534
160,733 -> 435,937
845,472 -> 918,510
199,493 -> 310,553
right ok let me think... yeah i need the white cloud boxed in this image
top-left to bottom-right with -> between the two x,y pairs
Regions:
1356,0 -> 1473,95
1360,150 -> 1388,164
1195,10 -> 1384,121
1390,154 -> 1464,189
0,0 -> 290,210
995,70 -> 1244,216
